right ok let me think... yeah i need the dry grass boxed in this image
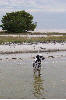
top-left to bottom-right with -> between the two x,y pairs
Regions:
0,36 -> 66,44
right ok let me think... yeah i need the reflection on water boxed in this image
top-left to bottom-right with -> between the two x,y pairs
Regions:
33,75 -> 45,98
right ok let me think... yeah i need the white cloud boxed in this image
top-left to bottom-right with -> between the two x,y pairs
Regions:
0,0 -> 66,13
0,0 -> 9,6
0,7 -> 17,14
27,8 -> 66,13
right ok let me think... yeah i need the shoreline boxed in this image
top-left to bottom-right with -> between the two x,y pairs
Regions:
0,50 -> 66,54
0,42 -> 66,54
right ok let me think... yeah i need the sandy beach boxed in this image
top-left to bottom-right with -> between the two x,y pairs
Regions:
0,42 -> 66,53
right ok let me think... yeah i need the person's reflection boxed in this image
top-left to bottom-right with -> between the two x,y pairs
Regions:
33,74 -> 45,98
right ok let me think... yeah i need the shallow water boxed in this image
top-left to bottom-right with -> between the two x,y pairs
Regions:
0,52 -> 66,98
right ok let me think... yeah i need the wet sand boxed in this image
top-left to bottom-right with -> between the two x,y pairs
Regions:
0,52 -> 66,98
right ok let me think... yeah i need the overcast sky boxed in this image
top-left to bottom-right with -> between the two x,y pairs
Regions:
0,0 -> 66,32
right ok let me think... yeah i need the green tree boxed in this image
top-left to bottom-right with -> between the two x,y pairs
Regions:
0,10 -> 37,33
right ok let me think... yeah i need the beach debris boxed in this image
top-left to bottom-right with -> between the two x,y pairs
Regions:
48,56 -> 55,58
19,58 -> 23,60
12,58 -> 17,59
61,55 -> 64,57
0,58 -> 2,60
40,47 -> 46,49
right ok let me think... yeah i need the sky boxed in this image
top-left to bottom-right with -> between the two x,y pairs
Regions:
0,0 -> 66,32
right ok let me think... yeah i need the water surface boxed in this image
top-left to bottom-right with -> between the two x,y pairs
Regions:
0,52 -> 66,98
